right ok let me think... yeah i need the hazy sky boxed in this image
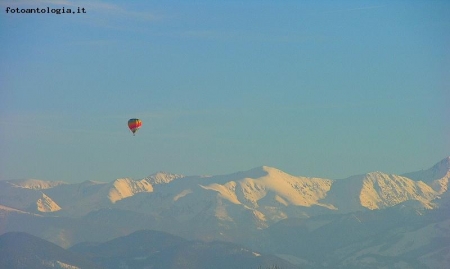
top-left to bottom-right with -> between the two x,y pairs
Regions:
1,0 -> 449,182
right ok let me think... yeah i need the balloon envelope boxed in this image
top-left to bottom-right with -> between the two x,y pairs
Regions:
128,118 -> 142,135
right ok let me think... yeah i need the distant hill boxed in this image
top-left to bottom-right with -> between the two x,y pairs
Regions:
0,232 -> 103,269
263,206 -> 450,268
69,229 -> 300,269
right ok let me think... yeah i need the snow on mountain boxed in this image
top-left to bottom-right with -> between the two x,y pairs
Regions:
405,156 -> 450,181
0,177 -> 154,217
2,158 -> 449,219
324,171 -> 438,212
0,180 -> 61,213
359,172 -> 437,209
42,178 -> 154,216
36,193 -> 61,212
40,180 -> 109,217
109,166 -> 336,241
199,166 -> 334,222
403,156 -> 450,195
107,178 -> 153,203
144,172 -> 185,185
4,179 -> 67,190
1,157 -> 450,268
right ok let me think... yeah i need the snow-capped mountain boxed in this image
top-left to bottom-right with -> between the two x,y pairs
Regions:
0,158 -> 450,268
0,177 -> 154,216
118,166 -> 334,226
107,178 -> 153,203
0,180 -> 62,213
323,171 -> 438,212
0,157 -> 449,268
4,179 -> 67,190
1,157 -> 448,220
404,156 -> 450,195
143,172 -> 185,185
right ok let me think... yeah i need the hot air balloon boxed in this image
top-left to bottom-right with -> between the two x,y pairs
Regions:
128,118 -> 142,135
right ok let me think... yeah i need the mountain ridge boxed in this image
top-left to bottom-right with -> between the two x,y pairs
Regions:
0,232 -> 103,269
1,157 -> 448,216
0,157 -> 448,239
68,229 -> 301,269
1,157 -> 449,268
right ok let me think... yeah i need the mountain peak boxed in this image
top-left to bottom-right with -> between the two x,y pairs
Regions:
108,178 -> 153,203
358,172 -> 437,210
260,165 -> 282,173
403,156 -> 450,182
144,172 -> 185,185
425,156 -> 450,174
435,156 -> 450,172
6,179 -> 67,190
366,171 -> 387,177
237,165 -> 286,179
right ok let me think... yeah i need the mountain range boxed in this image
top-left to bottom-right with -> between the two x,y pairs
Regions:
1,157 -> 449,268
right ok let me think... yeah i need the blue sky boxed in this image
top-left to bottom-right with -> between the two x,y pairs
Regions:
1,0 -> 449,182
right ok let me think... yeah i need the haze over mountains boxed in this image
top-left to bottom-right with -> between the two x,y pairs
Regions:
1,157 -> 449,268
